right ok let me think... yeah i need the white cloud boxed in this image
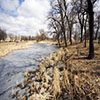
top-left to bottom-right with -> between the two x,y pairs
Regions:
0,0 -> 51,36
17,0 -> 50,19
94,0 -> 100,12
0,0 -> 19,11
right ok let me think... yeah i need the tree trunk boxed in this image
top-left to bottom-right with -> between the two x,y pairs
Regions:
87,0 -> 94,59
70,30 -> 72,45
57,34 -> 61,47
95,22 -> 99,40
98,36 -> 100,44
58,0 -> 67,47
78,13 -> 84,43
95,28 -> 99,40
80,24 -> 83,42
69,25 -> 72,45
84,15 -> 88,47
63,28 -> 67,47
84,25 -> 87,47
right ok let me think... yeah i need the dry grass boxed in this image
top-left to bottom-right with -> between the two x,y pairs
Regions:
51,67 -> 61,100
38,39 -> 57,45
13,41 -> 100,100
62,65 -> 70,89
0,41 -> 33,58
28,93 -> 50,100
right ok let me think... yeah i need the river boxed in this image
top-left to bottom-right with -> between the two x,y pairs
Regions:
0,43 -> 58,100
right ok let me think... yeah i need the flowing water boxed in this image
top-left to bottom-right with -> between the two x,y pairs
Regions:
0,43 -> 58,100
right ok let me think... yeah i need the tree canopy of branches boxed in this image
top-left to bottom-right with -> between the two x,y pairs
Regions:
0,29 -> 7,41
48,0 -> 99,59
35,29 -> 47,42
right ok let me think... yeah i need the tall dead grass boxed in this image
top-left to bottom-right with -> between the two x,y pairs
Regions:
51,67 -> 61,100
13,46 -> 100,100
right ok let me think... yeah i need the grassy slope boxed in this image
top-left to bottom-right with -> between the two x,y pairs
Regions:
0,41 -> 33,58
12,40 -> 100,100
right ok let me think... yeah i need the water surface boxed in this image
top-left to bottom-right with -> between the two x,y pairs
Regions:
0,43 -> 57,100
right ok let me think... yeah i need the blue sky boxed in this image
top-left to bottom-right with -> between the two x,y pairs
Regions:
0,0 -> 51,36
0,0 -> 25,17
19,0 -> 24,5
0,0 -> 99,36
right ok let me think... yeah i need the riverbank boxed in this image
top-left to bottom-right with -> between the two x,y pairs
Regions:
39,40 -> 58,45
0,41 -> 34,58
12,41 -> 100,100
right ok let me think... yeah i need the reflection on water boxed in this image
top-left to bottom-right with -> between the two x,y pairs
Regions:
0,43 -> 57,100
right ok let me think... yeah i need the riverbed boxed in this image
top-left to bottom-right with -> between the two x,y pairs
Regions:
0,43 -> 58,100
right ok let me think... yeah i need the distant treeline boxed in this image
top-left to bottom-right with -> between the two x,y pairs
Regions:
35,29 -> 48,42
0,28 -> 48,42
0,29 -> 7,41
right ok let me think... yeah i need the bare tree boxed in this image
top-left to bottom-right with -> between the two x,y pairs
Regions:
94,13 -> 100,40
48,0 -> 68,47
84,15 -> 88,47
48,19 -> 61,47
87,0 -> 97,58
0,29 -> 7,41
57,0 -> 67,47
63,0 -> 77,45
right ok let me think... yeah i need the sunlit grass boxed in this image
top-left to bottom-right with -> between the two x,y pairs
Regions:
0,41 -> 33,58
